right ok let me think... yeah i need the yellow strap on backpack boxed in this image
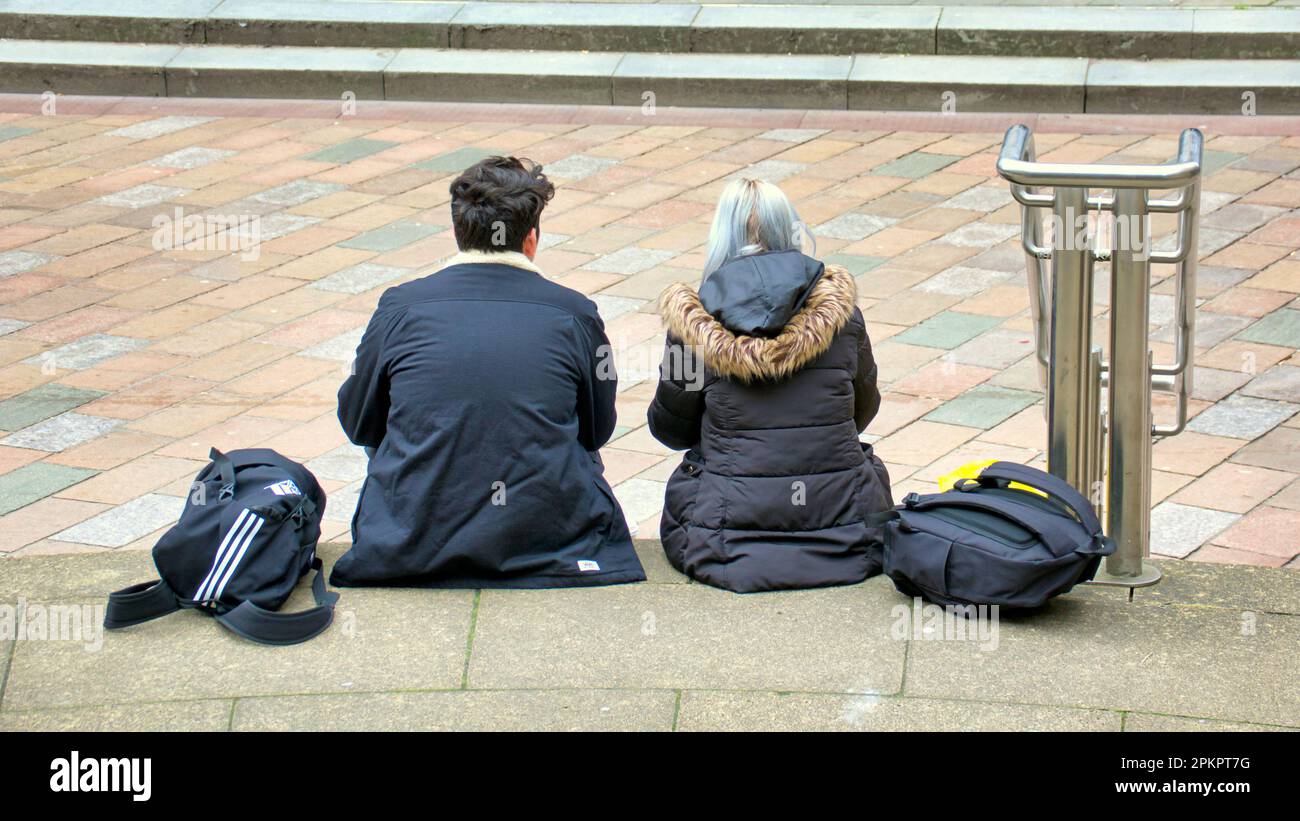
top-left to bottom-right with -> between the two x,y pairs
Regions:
937,459 -> 1046,497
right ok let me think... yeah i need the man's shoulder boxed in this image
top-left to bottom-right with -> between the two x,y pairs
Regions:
372,270 -> 439,315
376,262 -> 602,325
524,274 -> 603,324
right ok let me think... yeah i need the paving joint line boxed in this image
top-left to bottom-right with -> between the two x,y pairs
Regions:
0,613 -> 18,712
460,589 -> 481,690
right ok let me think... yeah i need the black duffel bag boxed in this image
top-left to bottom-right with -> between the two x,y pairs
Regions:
104,447 -> 338,645
877,461 -> 1115,609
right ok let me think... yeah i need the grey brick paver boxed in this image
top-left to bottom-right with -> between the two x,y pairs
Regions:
0,412 -> 122,453
250,180 -> 345,207
0,463 -> 98,517
1150,502 -> 1240,558
308,262 -> 411,294
0,251 -> 56,278
0,384 -> 105,432
105,115 -> 216,139
51,493 -> 186,548
94,184 -> 189,209
892,312 -> 1003,350
22,334 -> 147,372
1187,393 -> 1298,439
546,154 -> 620,181
582,247 -> 676,275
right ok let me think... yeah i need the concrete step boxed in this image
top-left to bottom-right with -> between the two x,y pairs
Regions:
3,40 -> 1299,114
0,1 -> 1297,59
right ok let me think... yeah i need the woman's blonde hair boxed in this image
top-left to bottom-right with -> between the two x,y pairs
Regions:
702,177 -> 812,280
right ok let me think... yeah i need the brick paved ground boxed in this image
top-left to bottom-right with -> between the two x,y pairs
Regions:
1,98 -> 1299,570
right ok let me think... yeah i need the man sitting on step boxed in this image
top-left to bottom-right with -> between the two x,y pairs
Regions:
331,156 -> 645,589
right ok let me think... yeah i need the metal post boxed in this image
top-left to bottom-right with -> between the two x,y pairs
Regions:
1085,347 -> 1103,509
996,125 -> 1202,593
1046,188 -> 1094,496
1096,189 -> 1162,586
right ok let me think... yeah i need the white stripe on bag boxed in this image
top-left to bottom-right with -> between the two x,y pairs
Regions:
197,511 -> 259,603
196,510 -> 258,603
195,509 -> 251,603
212,514 -> 264,602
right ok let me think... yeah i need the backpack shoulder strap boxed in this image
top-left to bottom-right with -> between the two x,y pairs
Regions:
104,578 -> 182,629
214,558 -> 338,646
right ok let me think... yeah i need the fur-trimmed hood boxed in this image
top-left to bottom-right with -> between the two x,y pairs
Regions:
660,257 -> 857,383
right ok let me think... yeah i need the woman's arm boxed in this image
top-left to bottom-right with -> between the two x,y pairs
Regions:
647,335 -> 707,450
852,310 -> 882,433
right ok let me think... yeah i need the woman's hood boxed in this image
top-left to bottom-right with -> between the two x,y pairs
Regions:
699,249 -> 825,336
659,252 -> 858,383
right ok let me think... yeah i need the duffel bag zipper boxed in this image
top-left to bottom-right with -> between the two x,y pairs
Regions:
899,509 -> 1038,551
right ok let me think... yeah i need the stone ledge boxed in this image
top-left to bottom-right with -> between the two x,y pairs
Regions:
1,542 -> 1296,727
0,3 -> 1296,59
3,42 -> 1300,113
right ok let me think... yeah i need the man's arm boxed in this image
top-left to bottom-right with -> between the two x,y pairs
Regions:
576,313 -> 618,452
337,309 -> 398,448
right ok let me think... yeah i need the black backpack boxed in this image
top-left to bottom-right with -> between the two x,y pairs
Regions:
104,448 -> 338,645
877,461 -> 1115,609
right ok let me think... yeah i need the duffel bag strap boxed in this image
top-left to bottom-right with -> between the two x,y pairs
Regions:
214,558 -> 338,646
104,578 -> 183,629
210,446 -> 237,501
977,461 -> 1103,536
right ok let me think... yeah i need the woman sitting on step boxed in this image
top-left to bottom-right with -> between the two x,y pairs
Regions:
647,177 -> 893,593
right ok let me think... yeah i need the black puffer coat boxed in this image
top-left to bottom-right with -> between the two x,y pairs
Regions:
648,250 -> 893,593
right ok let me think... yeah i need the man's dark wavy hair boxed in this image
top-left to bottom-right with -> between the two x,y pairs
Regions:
449,156 -> 555,253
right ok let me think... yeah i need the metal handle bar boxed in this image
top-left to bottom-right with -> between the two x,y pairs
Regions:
1002,125 -> 1202,435
998,126 -> 1203,189
1011,188 -> 1192,213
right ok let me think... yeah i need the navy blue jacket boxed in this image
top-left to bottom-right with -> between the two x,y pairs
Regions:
331,254 -> 645,589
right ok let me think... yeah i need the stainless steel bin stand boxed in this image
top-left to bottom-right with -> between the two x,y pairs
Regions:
997,126 -> 1204,591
